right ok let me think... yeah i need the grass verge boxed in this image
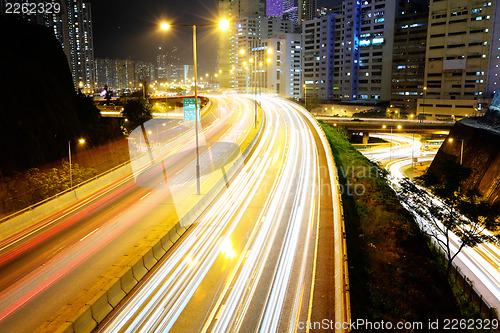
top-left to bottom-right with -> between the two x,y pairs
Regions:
319,121 -> 462,326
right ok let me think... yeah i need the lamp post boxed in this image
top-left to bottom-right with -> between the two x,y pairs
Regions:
69,138 -> 85,189
411,132 -> 415,179
161,19 -> 229,195
249,56 -> 257,128
303,84 -> 307,109
448,138 -> 464,165
421,86 -> 427,123
383,124 -> 401,161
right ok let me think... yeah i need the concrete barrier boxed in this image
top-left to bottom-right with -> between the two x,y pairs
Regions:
35,101 -> 265,333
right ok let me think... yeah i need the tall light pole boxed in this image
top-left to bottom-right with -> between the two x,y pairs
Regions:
161,19 -> 229,195
68,138 -> 85,189
411,132 -> 415,179
383,124 -> 401,161
303,84 -> 307,109
448,138 -> 464,165
421,86 -> 427,123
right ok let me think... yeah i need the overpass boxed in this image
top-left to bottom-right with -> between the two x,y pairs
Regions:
317,116 -> 454,143
96,95 -> 209,118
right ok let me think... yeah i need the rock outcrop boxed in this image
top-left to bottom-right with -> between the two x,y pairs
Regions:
427,91 -> 500,203
0,19 -> 82,175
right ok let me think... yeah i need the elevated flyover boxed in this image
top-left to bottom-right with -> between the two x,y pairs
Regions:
317,116 -> 454,134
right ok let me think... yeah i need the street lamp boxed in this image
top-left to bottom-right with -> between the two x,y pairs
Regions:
303,84 -> 307,108
421,86 -> 427,123
69,138 -> 85,189
160,19 -> 229,195
448,138 -> 464,165
249,53 -> 257,129
385,125 -> 402,161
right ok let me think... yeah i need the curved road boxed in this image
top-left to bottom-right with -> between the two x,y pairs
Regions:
98,96 -> 348,332
0,95 -> 256,332
361,133 -> 500,313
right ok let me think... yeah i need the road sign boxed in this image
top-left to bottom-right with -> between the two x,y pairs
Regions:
183,98 -> 200,121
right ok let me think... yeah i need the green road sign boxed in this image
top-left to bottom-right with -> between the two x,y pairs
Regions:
183,98 -> 200,121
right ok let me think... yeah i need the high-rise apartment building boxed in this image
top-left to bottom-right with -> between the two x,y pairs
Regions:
299,0 -> 317,23
1,0 -> 95,92
487,3 -> 500,97
156,46 -> 180,81
267,0 -> 284,17
95,58 -> 158,91
66,0 -> 94,92
218,0 -> 298,90
267,0 -> 299,25
332,5 -> 345,100
233,17 -> 294,90
420,0 -> 498,119
302,14 -> 336,100
95,58 -> 136,91
231,0 -> 266,18
338,0 -> 397,102
218,0 -> 267,89
218,0 -> 234,89
98,59 -> 130,92
390,0 -> 429,115
261,32 -> 302,97
135,61 -> 157,85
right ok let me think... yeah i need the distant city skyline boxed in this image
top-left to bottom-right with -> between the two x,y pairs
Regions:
90,0 -> 219,74
91,0 -> 339,68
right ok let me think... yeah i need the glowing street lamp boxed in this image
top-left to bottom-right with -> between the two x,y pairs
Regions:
219,19 -> 230,31
160,18 -> 229,195
448,138 -> 464,165
387,125 -> 402,161
69,138 -> 85,189
303,84 -> 307,108
421,86 -> 427,123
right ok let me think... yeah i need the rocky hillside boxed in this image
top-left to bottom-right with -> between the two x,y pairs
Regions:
0,18 -> 82,175
427,118 -> 500,203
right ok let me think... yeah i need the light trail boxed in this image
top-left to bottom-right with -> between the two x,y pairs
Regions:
98,95 -> 347,333
0,95 -> 255,332
360,132 -> 500,312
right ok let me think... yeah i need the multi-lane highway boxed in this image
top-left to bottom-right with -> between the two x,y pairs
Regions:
97,96 -> 348,332
0,94 -> 349,332
0,95 -> 257,332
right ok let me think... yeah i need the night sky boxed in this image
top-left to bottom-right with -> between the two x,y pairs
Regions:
91,0 -> 338,74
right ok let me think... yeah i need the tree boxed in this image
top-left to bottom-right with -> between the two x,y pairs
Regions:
121,97 -> 152,135
75,92 -> 103,143
400,160 -> 500,277
304,96 -> 321,111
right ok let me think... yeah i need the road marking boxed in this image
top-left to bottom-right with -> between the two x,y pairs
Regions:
80,228 -> 99,242
140,192 -> 151,201
215,304 -> 226,320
